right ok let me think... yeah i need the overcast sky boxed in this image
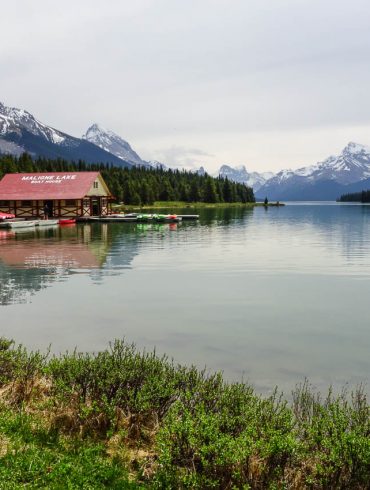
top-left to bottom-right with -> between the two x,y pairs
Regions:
2,0 -> 370,172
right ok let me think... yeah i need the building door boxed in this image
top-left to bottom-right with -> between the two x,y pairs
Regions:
91,199 -> 101,216
43,200 -> 54,217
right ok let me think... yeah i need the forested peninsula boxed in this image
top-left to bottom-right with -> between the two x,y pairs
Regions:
0,153 -> 255,205
339,190 -> 370,202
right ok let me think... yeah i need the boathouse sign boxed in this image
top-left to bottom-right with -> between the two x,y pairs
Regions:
22,174 -> 77,184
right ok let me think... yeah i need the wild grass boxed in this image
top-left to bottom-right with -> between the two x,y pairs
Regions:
0,338 -> 368,488
112,201 -> 258,212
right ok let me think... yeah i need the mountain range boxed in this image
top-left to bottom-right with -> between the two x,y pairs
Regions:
2,102 -> 370,200
256,142 -> 370,200
0,102 -> 133,168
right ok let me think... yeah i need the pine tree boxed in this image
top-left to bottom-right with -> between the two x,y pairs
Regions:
0,154 -> 255,204
203,178 -> 218,203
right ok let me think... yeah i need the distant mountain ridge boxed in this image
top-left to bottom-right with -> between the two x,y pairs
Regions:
0,102 -> 132,167
217,165 -> 274,192
257,142 -> 370,200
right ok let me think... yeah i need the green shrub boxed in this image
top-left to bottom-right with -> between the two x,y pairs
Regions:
0,339 -> 368,488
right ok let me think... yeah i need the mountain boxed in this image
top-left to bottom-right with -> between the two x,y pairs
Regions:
257,142 -> 370,200
145,160 -> 168,170
218,165 -> 274,192
0,102 -> 133,167
82,124 -> 171,171
196,166 -> 207,176
82,124 -> 144,166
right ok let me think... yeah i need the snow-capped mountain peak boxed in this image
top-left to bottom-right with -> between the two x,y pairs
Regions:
267,142 -> 370,188
83,123 -> 108,139
257,142 -> 370,200
306,142 -> 370,183
82,123 -> 143,166
0,101 -> 66,144
343,141 -> 370,155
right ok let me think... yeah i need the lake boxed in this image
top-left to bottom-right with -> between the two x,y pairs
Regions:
1,203 -> 369,395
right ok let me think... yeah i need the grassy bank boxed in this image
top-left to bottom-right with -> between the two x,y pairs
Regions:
113,201 -> 283,212
0,338 -> 368,489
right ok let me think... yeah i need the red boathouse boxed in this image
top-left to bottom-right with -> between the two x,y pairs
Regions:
0,172 -> 113,218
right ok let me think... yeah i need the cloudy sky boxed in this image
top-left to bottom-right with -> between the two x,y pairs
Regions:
2,0 -> 370,172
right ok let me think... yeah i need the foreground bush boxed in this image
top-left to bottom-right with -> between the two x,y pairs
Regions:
0,338 -> 369,488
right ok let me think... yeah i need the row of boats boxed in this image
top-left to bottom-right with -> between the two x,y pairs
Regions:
0,218 -> 76,229
87,213 -> 199,223
0,212 -> 199,229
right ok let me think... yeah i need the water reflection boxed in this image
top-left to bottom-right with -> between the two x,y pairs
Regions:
1,204 -> 370,394
258,204 -> 370,272
0,208 -> 254,305
1,204 -> 370,305
0,223 -> 139,305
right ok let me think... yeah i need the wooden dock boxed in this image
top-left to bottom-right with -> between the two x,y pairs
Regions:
77,214 -> 199,223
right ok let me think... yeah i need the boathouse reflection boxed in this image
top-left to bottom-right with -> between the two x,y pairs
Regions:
0,223 -> 138,305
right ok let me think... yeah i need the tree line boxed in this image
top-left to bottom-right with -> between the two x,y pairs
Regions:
339,190 -> 370,202
0,153 -> 255,205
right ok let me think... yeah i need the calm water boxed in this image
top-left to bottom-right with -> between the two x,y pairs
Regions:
1,204 -> 369,394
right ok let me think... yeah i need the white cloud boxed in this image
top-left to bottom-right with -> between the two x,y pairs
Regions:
151,146 -> 214,170
2,0 -> 370,172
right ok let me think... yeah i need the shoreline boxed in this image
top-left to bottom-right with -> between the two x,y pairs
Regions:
113,201 -> 285,212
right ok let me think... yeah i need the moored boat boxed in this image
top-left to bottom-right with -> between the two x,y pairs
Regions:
122,213 -> 138,218
153,214 -> 182,223
0,220 -> 38,229
59,219 -> 76,225
0,212 -> 16,220
136,213 -> 154,222
98,216 -> 137,222
37,219 -> 59,226
107,213 -> 137,218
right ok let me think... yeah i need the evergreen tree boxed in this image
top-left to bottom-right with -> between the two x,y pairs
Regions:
0,153 -> 255,204
203,177 -> 219,203
189,179 -> 201,202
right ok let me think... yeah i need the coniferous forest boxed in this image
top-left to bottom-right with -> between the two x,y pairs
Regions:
339,190 -> 370,202
0,153 -> 255,205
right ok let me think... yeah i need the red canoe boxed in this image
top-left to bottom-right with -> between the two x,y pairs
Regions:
59,219 -> 76,225
0,212 -> 16,220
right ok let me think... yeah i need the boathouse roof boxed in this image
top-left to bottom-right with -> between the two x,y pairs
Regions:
0,172 -> 108,200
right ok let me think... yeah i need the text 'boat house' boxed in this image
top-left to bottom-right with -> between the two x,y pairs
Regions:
0,172 -> 113,218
